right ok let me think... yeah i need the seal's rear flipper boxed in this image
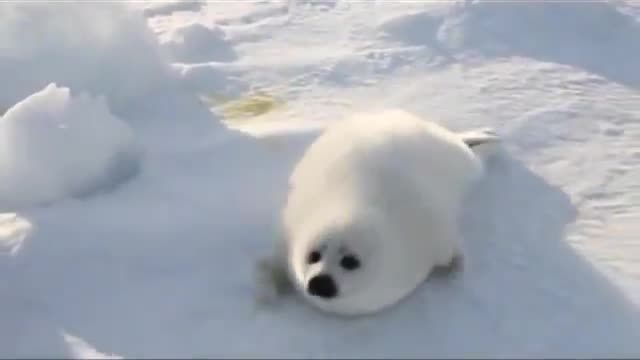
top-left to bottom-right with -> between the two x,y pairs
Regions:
460,128 -> 501,162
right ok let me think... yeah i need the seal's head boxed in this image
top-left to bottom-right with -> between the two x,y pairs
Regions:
288,210 -> 392,316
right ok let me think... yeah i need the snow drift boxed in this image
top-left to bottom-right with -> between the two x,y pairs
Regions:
0,83 -> 140,209
160,22 -> 236,64
0,213 -> 32,256
0,2 -> 173,115
381,1 -> 640,87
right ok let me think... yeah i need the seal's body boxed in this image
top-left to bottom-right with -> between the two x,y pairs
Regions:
261,109 -> 499,316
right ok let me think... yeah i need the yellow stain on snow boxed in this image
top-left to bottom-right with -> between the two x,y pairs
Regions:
199,89 -> 285,122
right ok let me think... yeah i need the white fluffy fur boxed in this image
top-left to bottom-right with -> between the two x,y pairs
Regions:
267,109 -> 495,316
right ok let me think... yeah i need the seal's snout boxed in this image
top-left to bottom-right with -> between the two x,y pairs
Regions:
307,274 -> 338,299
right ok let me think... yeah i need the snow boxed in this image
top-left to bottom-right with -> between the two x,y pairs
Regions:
2,0 -> 640,358
0,2 -> 173,115
62,332 -> 123,360
141,0 -> 203,18
0,84 -> 140,210
0,213 -> 31,256
159,22 -> 236,64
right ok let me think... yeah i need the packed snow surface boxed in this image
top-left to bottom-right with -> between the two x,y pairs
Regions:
1,0 -> 640,358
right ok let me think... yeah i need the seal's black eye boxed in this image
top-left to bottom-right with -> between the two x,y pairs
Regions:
307,250 -> 321,264
340,254 -> 360,271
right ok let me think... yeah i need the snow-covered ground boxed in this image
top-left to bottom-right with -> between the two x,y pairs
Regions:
2,0 -> 640,358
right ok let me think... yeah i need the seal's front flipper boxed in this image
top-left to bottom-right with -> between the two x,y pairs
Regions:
254,252 -> 293,307
460,128 -> 501,161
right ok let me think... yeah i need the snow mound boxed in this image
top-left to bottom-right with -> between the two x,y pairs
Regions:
62,332 -> 123,360
160,22 -> 236,64
381,1 -> 640,87
143,0 -> 203,18
0,2 -> 173,115
379,6 -> 447,47
0,84 -> 140,209
0,213 -> 32,256
174,63 -> 247,100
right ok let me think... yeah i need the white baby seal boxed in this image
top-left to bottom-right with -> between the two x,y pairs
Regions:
257,109 -> 500,316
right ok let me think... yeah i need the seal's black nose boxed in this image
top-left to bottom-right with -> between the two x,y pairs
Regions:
307,274 -> 338,299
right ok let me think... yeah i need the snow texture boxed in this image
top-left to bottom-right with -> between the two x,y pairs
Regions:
2,0 -> 640,358
160,22 -> 236,64
142,0 -> 203,18
0,2 -> 173,116
0,84 -> 140,209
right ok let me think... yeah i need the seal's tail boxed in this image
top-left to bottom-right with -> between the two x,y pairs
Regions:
460,128 -> 501,162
